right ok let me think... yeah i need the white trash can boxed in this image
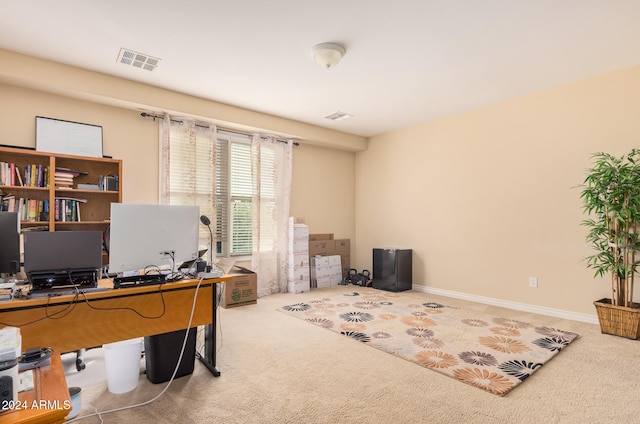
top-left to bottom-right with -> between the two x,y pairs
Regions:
67,387 -> 82,419
103,338 -> 142,394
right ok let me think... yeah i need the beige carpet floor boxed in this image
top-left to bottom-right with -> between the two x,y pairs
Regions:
66,285 -> 639,424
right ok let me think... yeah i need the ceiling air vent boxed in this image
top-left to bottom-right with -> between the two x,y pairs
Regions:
324,111 -> 353,122
117,48 -> 160,71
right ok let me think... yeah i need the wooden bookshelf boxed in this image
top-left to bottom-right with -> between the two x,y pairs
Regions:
0,145 -> 122,264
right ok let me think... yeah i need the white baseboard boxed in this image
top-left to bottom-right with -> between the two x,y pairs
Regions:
412,285 -> 599,325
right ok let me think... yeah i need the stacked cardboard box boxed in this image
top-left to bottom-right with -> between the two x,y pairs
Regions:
287,218 -> 310,293
309,234 -> 351,277
310,255 -> 343,288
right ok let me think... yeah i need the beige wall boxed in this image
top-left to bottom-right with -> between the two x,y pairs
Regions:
5,48 -> 640,317
290,143 -> 355,241
356,65 -> 640,316
0,50 -> 358,258
0,83 -> 159,204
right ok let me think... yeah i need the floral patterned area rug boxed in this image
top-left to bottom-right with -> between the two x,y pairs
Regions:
278,288 -> 580,396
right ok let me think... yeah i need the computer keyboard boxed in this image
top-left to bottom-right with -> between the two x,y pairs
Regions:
113,274 -> 167,289
29,286 -> 109,298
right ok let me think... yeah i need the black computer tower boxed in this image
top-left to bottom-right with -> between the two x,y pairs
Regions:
144,327 -> 197,384
372,248 -> 412,292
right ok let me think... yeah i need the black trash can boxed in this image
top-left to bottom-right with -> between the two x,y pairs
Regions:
144,327 -> 197,384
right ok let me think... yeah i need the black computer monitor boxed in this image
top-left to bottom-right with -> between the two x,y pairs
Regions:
23,231 -> 103,291
0,211 -> 21,275
23,231 -> 102,275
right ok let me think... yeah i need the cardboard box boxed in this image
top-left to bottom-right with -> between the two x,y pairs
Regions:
341,255 -> 351,277
288,279 -> 310,294
289,223 -> 309,241
290,240 -> 309,254
335,239 -> 350,256
289,253 -> 310,269
316,275 -> 343,287
310,255 -> 343,288
222,272 -> 257,308
309,240 -> 336,256
309,233 -> 334,241
289,266 -> 310,282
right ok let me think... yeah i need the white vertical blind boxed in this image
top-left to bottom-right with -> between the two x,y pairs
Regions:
164,120 -> 216,262
257,147 -> 276,252
230,141 -> 252,255
215,138 -> 229,253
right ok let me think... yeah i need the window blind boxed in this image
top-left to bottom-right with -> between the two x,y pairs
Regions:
165,122 -> 284,259
230,141 -> 252,255
168,122 -> 216,259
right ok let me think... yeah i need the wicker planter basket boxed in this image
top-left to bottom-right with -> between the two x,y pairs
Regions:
593,298 -> 640,340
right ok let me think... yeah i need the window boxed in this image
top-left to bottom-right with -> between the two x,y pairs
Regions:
216,131 -> 277,256
218,132 -> 253,257
165,122 -> 253,259
161,116 -> 293,294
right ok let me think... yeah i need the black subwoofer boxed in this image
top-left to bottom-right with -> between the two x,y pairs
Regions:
372,248 -> 412,292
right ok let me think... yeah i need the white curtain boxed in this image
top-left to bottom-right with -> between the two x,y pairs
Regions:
159,116 -> 218,263
158,115 -> 172,203
250,134 -> 292,296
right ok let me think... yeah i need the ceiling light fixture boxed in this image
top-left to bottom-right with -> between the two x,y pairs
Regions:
311,42 -> 346,69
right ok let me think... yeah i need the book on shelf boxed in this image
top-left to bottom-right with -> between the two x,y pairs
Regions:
37,164 -> 44,187
98,175 -> 119,191
0,162 -> 17,186
0,194 -> 16,212
54,196 -> 87,222
54,167 -> 81,189
55,167 -> 88,177
77,183 -> 100,190
21,225 -> 49,232
54,171 -> 76,179
29,164 -> 36,187
22,163 -> 49,188
8,198 -> 49,221
55,196 -> 88,203
15,165 -> 23,186
0,162 -> 18,186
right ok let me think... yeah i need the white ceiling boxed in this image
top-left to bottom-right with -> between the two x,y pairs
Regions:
1,1 -> 640,138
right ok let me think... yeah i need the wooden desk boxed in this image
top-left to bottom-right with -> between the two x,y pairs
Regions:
0,277 -> 229,376
0,353 -> 70,424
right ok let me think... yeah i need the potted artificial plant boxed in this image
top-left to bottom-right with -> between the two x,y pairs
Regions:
580,149 -> 640,339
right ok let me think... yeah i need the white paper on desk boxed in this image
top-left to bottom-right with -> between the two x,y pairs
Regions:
18,369 -> 34,392
0,326 -> 21,361
215,258 -> 235,275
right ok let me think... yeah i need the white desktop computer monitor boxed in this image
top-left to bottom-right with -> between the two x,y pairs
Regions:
108,203 -> 200,275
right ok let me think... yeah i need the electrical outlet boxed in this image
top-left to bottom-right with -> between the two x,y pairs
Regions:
529,276 -> 538,288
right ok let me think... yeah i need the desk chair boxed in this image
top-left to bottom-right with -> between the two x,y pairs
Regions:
75,349 -> 86,371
